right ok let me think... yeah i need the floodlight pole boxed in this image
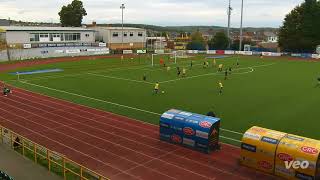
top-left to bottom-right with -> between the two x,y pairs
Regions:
227,0 -> 232,49
120,4 -> 125,52
239,0 -> 244,51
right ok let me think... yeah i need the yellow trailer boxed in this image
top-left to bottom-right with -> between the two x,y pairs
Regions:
240,126 -> 287,174
275,134 -> 320,180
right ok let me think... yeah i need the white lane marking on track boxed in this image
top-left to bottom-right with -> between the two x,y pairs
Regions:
0,116 -> 143,180
0,101 -> 223,180
11,91 -> 243,172
17,81 -> 243,137
5,93 -> 246,179
0,101 -> 178,180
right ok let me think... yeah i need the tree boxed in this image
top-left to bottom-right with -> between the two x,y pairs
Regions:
208,32 -> 229,50
278,0 -> 320,52
59,0 -> 87,27
186,31 -> 206,50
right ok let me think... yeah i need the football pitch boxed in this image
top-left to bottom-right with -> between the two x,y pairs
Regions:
1,55 -> 320,146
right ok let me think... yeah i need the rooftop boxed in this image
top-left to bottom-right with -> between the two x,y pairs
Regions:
90,26 -> 145,31
0,19 -> 10,26
0,26 -> 94,32
264,31 -> 277,37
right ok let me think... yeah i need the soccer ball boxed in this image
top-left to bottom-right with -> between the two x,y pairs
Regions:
162,91 -> 165,94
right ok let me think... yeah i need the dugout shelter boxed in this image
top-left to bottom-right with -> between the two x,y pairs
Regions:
160,109 -> 220,153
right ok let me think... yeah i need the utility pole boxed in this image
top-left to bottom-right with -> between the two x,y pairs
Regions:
120,4 -> 125,51
227,0 -> 232,49
239,0 -> 244,51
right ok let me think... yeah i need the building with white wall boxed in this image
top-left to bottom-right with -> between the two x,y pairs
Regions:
0,26 -> 95,47
264,32 -> 278,43
0,26 -> 111,61
89,26 -> 146,50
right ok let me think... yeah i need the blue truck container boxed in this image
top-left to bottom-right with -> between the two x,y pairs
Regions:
160,109 -> 221,153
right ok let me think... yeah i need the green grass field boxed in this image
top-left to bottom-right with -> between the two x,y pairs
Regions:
1,55 -> 320,146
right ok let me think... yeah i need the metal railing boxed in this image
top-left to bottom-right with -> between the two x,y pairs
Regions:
0,125 -> 109,180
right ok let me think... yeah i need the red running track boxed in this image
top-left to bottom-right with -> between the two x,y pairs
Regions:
0,88 -> 278,180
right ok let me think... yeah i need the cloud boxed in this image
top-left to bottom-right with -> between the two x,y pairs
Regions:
0,0 -> 305,27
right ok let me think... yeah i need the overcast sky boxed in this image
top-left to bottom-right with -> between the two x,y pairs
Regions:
0,0 -> 304,27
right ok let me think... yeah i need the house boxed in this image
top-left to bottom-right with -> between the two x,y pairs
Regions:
146,37 -> 167,50
173,34 -> 191,50
201,31 -> 214,41
257,41 -> 280,52
0,19 -> 10,26
264,32 -> 278,43
89,26 -> 146,50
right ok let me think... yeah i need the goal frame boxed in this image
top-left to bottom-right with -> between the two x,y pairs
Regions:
151,52 -> 177,67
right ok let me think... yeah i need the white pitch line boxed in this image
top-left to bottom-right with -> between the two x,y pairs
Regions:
87,73 -> 154,85
221,136 -> 242,143
17,80 -> 243,137
19,81 -> 160,116
10,64 -> 151,82
159,63 -> 276,84
221,128 -> 243,136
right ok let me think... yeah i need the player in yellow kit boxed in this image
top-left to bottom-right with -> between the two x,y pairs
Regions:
182,68 -> 187,77
154,82 -> 160,94
218,64 -> 223,72
218,81 -> 223,94
205,61 -> 209,68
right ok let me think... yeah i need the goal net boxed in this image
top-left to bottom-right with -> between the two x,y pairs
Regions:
151,52 -> 177,67
176,50 -> 189,58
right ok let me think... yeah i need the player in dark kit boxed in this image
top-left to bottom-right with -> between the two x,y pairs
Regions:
3,85 -> 12,97
224,69 -> 228,80
142,74 -> 147,81
316,77 -> 320,87
229,67 -> 232,74
207,110 -> 216,117
177,67 -> 181,77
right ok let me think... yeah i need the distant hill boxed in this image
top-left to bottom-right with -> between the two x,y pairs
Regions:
94,23 -> 278,33
5,19 -> 278,34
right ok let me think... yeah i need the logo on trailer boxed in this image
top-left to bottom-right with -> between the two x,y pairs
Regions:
258,161 -> 273,170
251,127 -> 267,133
183,127 -> 195,136
261,136 -> 279,145
296,172 -> 314,179
211,129 -> 218,136
286,135 -> 304,142
301,146 -> 318,155
241,143 -> 257,153
171,134 -> 182,144
199,121 -> 212,128
285,161 -> 310,170
243,132 -> 261,140
278,153 -> 294,162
